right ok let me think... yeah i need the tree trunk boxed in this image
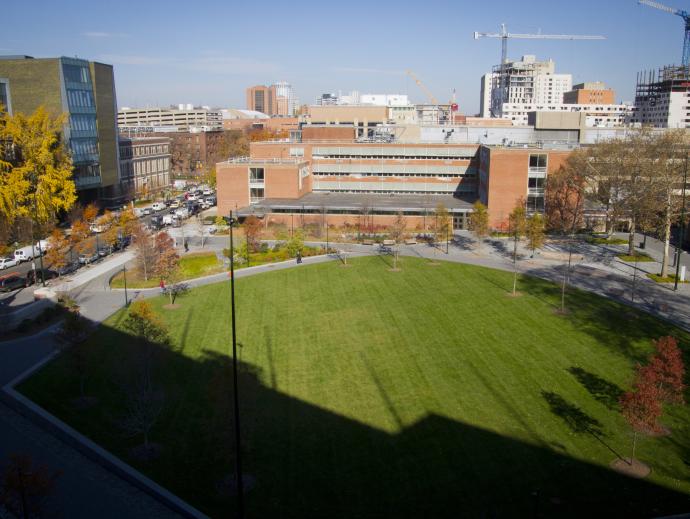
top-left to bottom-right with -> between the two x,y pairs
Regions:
605,202 -> 612,237
660,206 -> 672,278
628,217 -> 636,256
512,236 -> 518,295
630,430 -> 637,465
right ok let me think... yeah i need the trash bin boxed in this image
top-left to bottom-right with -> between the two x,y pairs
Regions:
639,241 -> 645,250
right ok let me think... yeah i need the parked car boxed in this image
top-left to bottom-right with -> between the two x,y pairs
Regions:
206,196 -> 217,206
90,224 -> 104,233
142,207 -> 154,215
169,200 -> 181,209
0,274 -> 26,292
151,202 -> 165,212
134,208 -> 145,218
57,262 -> 79,276
202,188 -> 213,196
27,268 -> 58,284
78,252 -> 99,265
97,247 -> 110,258
0,257 -> 18,270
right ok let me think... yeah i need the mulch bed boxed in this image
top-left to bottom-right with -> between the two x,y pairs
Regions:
610,458 -> 651,478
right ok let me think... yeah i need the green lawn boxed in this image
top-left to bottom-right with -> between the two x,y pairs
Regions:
617,252 -> 655,262
19,257 -> 690,518
110,252 -> 225,288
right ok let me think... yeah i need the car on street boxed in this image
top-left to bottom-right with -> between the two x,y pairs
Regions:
27,268 -> 59,284
0,257 -> 18,270
169,200 -> 181,209
78,252 -> 99,265
142,207 -> 154,215
57,262 -> 79,276
98,247 -> 110,257
0,274 -> 27,292
90,224 -> 104,233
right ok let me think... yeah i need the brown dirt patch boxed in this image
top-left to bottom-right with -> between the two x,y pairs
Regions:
388,268 -> 402,273
610,458 -> 650,478
506,291 -> 523,298
163,304 -> 181,310
553,308 -> 571,316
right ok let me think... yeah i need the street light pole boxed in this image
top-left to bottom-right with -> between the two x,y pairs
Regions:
123,264 -> 129,306
228,215 -> 244,518
674,154 -> 688,291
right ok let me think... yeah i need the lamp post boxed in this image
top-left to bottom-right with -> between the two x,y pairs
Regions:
674,154 -> 688,291
228,215 -> 244,518
123,264 -> 129,306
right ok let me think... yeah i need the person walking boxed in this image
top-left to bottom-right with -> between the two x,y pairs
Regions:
184,240 -> 189,253
296,250 -> 302,264
160,278 -> 165,294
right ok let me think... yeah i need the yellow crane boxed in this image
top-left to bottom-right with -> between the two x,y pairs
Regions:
405,70 -> 438,105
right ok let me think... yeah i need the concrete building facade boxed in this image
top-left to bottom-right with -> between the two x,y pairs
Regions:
118,136 -> 171,199
0,55 -> 121,202
117,106 -> 223,131
630,65 -> 690,128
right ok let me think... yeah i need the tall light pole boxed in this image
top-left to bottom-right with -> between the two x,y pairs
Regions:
123,264 -> 129,306
674,153 -> 688,291
228,215 -> 244,517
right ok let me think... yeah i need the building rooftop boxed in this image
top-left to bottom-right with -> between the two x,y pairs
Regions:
237,193 -> 476,216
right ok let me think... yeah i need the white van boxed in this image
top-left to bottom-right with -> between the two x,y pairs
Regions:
14,246 -> 36,263
175,207 -> 189,219
151,202 -> 165,212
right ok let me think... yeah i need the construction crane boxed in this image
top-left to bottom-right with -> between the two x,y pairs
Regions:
474,23 -> 606,65
405,69 -> 438,105
638,0 -> 690,67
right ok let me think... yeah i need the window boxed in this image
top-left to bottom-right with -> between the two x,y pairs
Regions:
529,154 -> 547,169
528,177 -> 544,188
62,64 -> 90,84
249,167 -> 264,182
250,187 -> 264,203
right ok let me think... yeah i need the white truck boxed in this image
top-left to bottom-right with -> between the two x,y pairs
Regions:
151,202 -> 165,212
175,207 -> 189,219
162,214 -> 174,226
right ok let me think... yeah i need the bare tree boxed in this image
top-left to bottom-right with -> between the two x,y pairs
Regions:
132,223 -> 156,281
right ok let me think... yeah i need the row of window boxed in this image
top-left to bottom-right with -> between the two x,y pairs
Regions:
70,138 -> 98,158
62,64 -> 90,85
313,188 -> 474,195
263,208 -> 467,216
313,154 -> 475,160
70,114 -> 97,133
67,89 -> 95,110
313,172 -> 475,179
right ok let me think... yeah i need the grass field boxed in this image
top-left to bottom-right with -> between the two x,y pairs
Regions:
20,256 -> 690,518
110,252 -> 224,288
617,252 -> 655,262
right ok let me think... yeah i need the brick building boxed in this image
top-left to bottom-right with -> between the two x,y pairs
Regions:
217,135 -> 582,231
160,130 -> 227,178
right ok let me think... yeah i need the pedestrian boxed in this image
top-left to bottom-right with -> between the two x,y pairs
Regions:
296,250 -> 302,264
184,240 -> 189,253
160,279 -> 165,294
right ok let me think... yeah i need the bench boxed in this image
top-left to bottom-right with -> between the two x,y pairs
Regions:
362,239 -> 374,245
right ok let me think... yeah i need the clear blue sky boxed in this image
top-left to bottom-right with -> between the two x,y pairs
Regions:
3,0 -> 685,114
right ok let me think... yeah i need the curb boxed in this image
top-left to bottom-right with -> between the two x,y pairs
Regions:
1,353 -> 208,519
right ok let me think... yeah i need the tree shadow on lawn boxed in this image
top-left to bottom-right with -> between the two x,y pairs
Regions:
517,271 -> 689,363
450,234 -> 474,251
542,391 -> 626,463
568,367 -> 624,411
17,320 -> 690,519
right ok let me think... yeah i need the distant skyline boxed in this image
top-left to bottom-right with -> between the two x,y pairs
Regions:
3,0 -> 687,114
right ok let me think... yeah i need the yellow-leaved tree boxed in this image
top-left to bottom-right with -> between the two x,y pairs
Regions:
0,106 -> 77,226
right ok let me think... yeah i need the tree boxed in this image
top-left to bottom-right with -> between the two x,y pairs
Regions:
508,201 -> 527,295
388,212 -> 406,243
83,202 -> 98,225
194,215 -> 209,248
123,300 -> 170,346
244,215 -> 262,253
70,219 -> 91,256
640,336 -> 686,405
526,213 -> 546,257
132,223 -> 156,281
0,453 -> 61,519
286,229 -> 304,257
120,374 -> 165,455
153,232 -> 180,303
468,201 -> 490,249
545,151 -> 586,234
45,228 -> 69,272
0,106 -> 77,226
118,206 -> 138,239
101,210 -> 120,252
433,203 -> 451,245
620,375 -> 662,465
647,130 -> 688,277
214,215 -> 227,234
